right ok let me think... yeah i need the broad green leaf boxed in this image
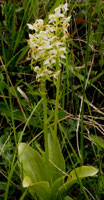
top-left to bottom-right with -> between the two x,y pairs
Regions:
57,166 -> 98,199
23,178 -> 51,200
48,133 -> 65,182
68,166 -> 98,181
18,143 -> 49,183
89,135 -> 104,149
50,176 -> 65,200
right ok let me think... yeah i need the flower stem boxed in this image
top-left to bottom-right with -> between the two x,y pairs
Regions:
41,79 -> 49,161
54,57 -> 60,140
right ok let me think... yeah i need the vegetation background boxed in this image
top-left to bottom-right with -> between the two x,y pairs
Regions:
0,0 -> 104,199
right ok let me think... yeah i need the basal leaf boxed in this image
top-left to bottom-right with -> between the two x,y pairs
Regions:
50,176 -> 65,200
18,143 -> 49,183
48,133 -> 65,182
67,166 -> 98,181
23,178 -> 51,200
56,166 -> 98,199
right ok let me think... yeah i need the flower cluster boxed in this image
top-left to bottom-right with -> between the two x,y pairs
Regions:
27,3 -> 71,81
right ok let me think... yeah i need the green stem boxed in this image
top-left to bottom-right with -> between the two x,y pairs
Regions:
54,57 -> 60,140
5,153 -> 17,200
41,79 -> 48,161
80,0 -> 93,164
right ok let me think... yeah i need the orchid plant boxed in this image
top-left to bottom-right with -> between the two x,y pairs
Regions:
18,3 -> 98,200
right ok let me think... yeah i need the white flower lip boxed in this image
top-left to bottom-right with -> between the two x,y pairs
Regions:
27,24 -> 35,30
49,13 -> 64,20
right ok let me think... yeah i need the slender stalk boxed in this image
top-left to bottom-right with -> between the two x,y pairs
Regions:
18,98 -> 43,144
54,18 -> 61,139
80,0 -> 93,164
5,153 -> 17,200
41,79 -> 49,161
63,141 -> 90,200
54,57 -> 60,140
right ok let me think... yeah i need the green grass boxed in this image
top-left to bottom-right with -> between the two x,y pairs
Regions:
0,0 -> 104,199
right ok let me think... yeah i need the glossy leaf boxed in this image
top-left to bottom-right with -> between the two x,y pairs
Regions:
18,143 -> 49,183
56,166 -> 98,199
23,178 -> 51,200
67,166 -> 98,181
50,176 -> 65,200
48,133 -> 65,182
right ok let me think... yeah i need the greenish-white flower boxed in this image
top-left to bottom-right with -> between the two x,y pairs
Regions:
28,3 -> 71,81
27,19 -> 44,32
54,3 -> 68,14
